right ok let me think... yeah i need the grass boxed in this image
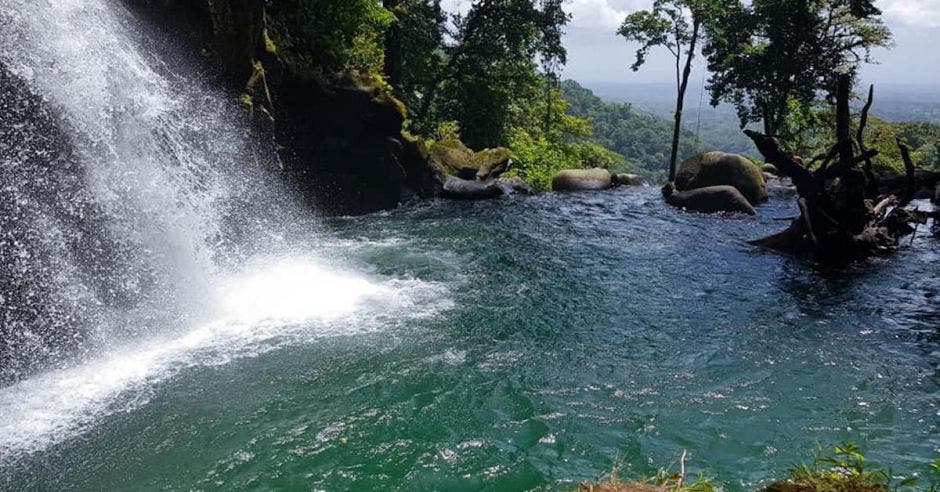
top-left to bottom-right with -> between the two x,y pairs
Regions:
578,445 -> 940,492
577,451 -> 716,492
761,443 -> 939,492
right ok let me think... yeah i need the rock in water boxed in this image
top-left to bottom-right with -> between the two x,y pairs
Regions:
612,173 -> 647,187
663,183 -> 757,215
762,163 -> 780,176
552,168 -> 613,191
442,176 -> 504,200
676,152 -> 767,204
429,140 -> 511,181
474,148 -> 512,181
495,177 -> 535,195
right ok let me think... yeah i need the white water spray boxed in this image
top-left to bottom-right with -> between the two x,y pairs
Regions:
0,0 -> 445,461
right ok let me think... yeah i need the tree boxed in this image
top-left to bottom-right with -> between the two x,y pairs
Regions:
267,0 -> 394,77
412,0 -> 570,149
618,0 -> 711,182
383,0 -> 448,132
703,0 -> 891,136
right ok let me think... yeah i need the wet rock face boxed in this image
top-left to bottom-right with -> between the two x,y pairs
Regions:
0,66 -> 128,383
275,72 -> 443,215
676,152 -> 768,204
121,1 -> 444,216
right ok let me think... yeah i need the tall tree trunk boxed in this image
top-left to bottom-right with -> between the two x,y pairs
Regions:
835,74 -> 853,168
383,0 -> 403,90
668,18 -> 700,183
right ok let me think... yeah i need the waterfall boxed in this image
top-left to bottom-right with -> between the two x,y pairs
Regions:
0,0 -> 444,461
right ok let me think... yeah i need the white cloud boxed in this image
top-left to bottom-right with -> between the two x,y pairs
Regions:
442,0 -> 645,31
878,0 -> 940,28
566,0 -> 631,30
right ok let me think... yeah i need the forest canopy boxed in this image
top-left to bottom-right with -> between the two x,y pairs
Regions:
263,0 -> 937,187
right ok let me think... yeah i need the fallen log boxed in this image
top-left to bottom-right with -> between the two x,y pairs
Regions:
744,75 -> 927,264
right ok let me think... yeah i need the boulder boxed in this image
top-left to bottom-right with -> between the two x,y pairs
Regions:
552,168 -> 613,191
441,176 -> 503,200
761,163 -> 780,176
474,147 -> 511,181
276,72 -> 414,214
400,135 -> 444,200
935,182 -> 940,204
429,140 -> 510,181
430,139 -> 477,179
612,173 -> 647,187
495,176 -> 534,195
663,183 -> 756,215
676,152 -> 767,204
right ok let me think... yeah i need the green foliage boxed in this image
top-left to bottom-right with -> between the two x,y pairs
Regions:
704,0 -> 892,135
766,443 -> 940,491
789,101 -> 940,174
783,443 -> 891,491
388,0 -> 447,134
401,0 -> 570,149
618,0 -> 713,181
562,80 -> 701,180
505,84 -> 632,191
267,0 -> 394,78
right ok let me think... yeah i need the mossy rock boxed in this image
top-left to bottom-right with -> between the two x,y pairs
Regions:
429,139 -> 510,181
762,163 -> 780,176
400,134 -> 444,199
552,168 -> 613,191
430,139 -> 477,179
473,147 -> 511,180
676,151 -> 767,204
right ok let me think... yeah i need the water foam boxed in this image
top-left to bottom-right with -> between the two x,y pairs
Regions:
0,0 -> 448,464
0,257 -> 446,462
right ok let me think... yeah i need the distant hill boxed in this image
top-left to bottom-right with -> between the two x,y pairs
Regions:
582,81 -> 940,124
562,80 -> 755,176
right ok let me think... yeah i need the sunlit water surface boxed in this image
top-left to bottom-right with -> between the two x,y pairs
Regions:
1,189 -> 937,490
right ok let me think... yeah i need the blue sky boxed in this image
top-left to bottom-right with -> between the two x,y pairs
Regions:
443,0 -> 940,85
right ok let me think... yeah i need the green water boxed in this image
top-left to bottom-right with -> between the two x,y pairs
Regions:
2,188 -> 938,490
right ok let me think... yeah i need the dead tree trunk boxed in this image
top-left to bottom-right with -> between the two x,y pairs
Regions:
745,75 -> 934,263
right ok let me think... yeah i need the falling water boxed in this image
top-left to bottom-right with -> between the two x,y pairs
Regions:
0,0 -> 444,461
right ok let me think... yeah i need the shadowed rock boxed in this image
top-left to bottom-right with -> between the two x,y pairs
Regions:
677,152 -> 767,204
612,173 -> 647,187
441,176 -> 503,199
663,183 -> 756,215
495,176 -> 534,195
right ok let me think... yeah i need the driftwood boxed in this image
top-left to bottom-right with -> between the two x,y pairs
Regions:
746,75 -> 936,263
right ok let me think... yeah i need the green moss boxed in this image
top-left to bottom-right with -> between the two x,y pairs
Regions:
263,28 -> 278,54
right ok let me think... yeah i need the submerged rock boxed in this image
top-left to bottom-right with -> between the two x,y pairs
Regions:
612,173 -> 647,187
663,183 -> 756,215
442,176 -> 503,199
495,176 -> 535,195
441,176 -> 534,199
552,168 -> 613,191
676,152 -> 767,204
